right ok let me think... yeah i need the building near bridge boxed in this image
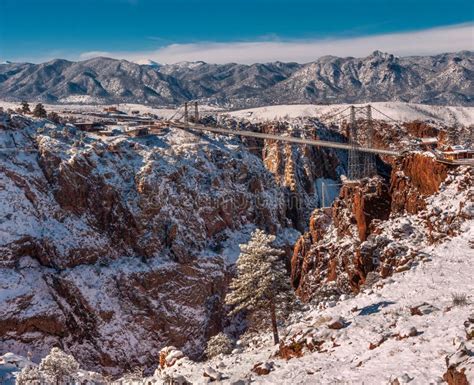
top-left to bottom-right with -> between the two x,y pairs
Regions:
437,145 -> 474,161
126,126 -> 149,137
415,137 -> 438,150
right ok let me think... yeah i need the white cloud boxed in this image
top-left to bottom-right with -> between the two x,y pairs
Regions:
79,23 -> 474,64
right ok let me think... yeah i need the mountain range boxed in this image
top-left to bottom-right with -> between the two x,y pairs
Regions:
0,51 -> 472,107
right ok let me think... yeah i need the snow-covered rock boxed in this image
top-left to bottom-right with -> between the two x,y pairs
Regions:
0,115 -> 288,374
203,366 -> 223,381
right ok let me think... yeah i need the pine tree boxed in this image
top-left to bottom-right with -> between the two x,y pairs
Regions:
38,347 -> 80,385
16,365 -> 46,385
33,103 -> 47,118
48,111 -> 61,124
20,101 -> 30,114
225,229 -> 294,344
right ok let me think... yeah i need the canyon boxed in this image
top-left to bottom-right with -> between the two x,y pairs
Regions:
0,104 -> 473,383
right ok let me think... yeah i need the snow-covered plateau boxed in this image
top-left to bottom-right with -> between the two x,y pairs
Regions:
1,100 -> 473,127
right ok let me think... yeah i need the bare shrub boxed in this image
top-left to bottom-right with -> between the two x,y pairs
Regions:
452,292 -> 468,307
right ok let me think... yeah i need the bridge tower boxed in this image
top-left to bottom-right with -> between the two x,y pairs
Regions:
363,105 -> 377,177
347,105 -> 361,180
347,105 -> 377,180
184,102 -> 189,124
194,102 -> 199,122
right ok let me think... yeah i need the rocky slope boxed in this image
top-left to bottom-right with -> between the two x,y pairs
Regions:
8,174 -> 467,384
113,150 -> 472,385
136,222 -> 473,385
291,153 -> 473,302
0,112 -> 294,375
0,51 -> 472,107
0,105 -> 472,381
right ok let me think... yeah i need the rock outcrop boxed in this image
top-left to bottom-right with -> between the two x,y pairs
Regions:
291,177 -> 395,300
390,153 -> 450,214
291,153 -> 473,302
443,343 -> 474,385
333,177 -> 391,241
0,114 -> 288,375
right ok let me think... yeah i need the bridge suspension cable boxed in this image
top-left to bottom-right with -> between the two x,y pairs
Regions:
170,120 -> 399,156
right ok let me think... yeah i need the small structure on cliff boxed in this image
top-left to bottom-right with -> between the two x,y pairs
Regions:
74,121 -> 103,132
415,137 -> 438,150
436,145 -> 474,165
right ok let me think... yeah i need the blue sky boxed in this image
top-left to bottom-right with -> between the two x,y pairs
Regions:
1,0 -> 473,63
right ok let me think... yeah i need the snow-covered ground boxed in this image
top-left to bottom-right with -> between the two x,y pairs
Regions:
228,102 -> 474,127
149,220 -> 473,384
0,101 -> 222,121
1,101 -> 473,127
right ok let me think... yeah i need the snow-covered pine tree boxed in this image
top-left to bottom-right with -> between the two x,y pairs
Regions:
205,332 -> 234,358
16,365 -> 46,385
38,347 -> 80,385
225,229 -> 294,344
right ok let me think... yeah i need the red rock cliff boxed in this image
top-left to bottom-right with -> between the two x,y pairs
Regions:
390,153 -> 450,214
291,153 -> 471,302
291,177 -> 392,301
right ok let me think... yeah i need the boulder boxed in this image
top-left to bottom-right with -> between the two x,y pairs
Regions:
251,361 -> 274,376
159,346 -> 186,369
327,316 -> 346,330
443,343 -> 474,385
409,303 -> 439,316
396,326 -> 418,339
203,366 -> 223,381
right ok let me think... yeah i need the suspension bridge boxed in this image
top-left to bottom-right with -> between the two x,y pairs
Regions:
1,103 -> 403,180
169,102 -> 401,180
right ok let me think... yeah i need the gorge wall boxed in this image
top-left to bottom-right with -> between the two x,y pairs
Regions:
1,110 -> 472,376
291,153 -> 473,302
0,113 -> 290,375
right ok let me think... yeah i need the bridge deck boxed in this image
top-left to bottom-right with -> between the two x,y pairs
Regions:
171,121 -> 400,156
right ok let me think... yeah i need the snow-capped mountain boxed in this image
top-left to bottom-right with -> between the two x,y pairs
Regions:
135,59 -> 161,67
0,51 -> 472,107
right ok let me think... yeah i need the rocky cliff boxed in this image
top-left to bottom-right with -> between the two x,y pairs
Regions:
201,116 -> 346,232
390,152 -> 450,214
0,113 -> 291,375
258,121 -> 342,231
291,153 -> 473,302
